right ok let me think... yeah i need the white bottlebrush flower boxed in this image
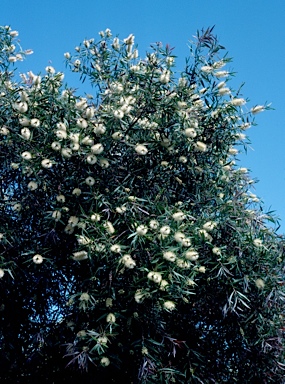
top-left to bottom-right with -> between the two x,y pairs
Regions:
174,231 -> 185,243
85,107 -> 95,119
41,159 -> 53,169
99,158 -> 110,168
253,238 -> 263,247
179,156 -> 187,164
17,91 -> 27,101
121,254 -> 132,263
85,176 -> 95,186
235,133 -> 246,141
70,133 -> 80,143
149,220 -> 159,230
181,237 -> 191,247
217,81 -> 226,89
91,213 -> 100,222
203,221 -> 217,231
198,266 -> 206,273
159,280 -> 169,291
91,143 -> 104,155
104,221 -> 115,234
218,87 -> 231,95
105,298 -> 113,308
101,357 -> 110,367
214,71 -> 229,78
228,147 -> 238,156
56,122 -> 67,131
45,66 -> 55,74
81,136 -> 93,146
68,216 -> 79,227
21,151 -> 32,160
55,129 -> 67,140
61,148 -> 73,158
0,269 -> 4,278
124,33 -> 135,45
163,251 -> 176,262
20,128 -> 31,140
172,211 -> 186,222
13,101 -> 28,113
116,206 -> 127,214
212,247 -> 222,256
56,194 -> 65,203
159,226 -> 171,236
230,98 -> 246,106
86,154 -> 97,164
64,52 -> 71,59
147,271 -> 162,284
112,131 -> 123,140
251,105 -> 265,114
255,278 -> 265,289
124,258 -> 136,269
185,129 -> 197,139
195,141 -> 207,152
80,292 -> 90,301
166,56 -> 175,66
0,126 -> 9,135
135,290 -> 144,303
136,225 -> 148,236
106,313 -> 116,323
30,118 -> 40,128
176,258 -> 191,269
10,163 -> 19,170
186,278 -> 196,286
135,144 -> 148,155
185,250 -> 199,261
163,301 -> 176,311
105,28 -> 112,37
77,234 -> 91,245
178,77 -> 187,87
132,49 -> 139,59
8,56 -> 17,63
76,118 -> 88,128
19,117 -> 30,126
13,203 -> 22,212
81,136 -> 94,145
161,161 -> 169,167
72,188 -> 81,196
75,99 -> 88,110
33,254 -> 43,264
114,109 -> 124,119
110,82 -> 124,93
213,60 -> 226,69
199,229 -> 213,241
52,210 -> 61,221
160,71 -> 170,84
237,167 -> 248,174
27,181 -> 38,191
10,30 -> 19,37
112,37 -> 120,50
201,65 -> 212,73
72,251 -> 88,261
70,142 -> 80,151
110,244 -> 121,253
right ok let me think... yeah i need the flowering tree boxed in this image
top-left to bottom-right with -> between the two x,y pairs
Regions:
0,25 -> 284,383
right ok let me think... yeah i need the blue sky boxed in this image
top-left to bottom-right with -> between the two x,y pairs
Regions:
2,0 -> 285,231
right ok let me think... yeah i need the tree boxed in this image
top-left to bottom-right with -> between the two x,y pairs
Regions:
0,25 -> 284,383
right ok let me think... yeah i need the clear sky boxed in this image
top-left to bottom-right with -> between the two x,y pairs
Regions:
1,0 -> 285,231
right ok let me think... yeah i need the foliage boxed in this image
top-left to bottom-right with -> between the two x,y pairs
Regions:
0,25 -> 284,383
